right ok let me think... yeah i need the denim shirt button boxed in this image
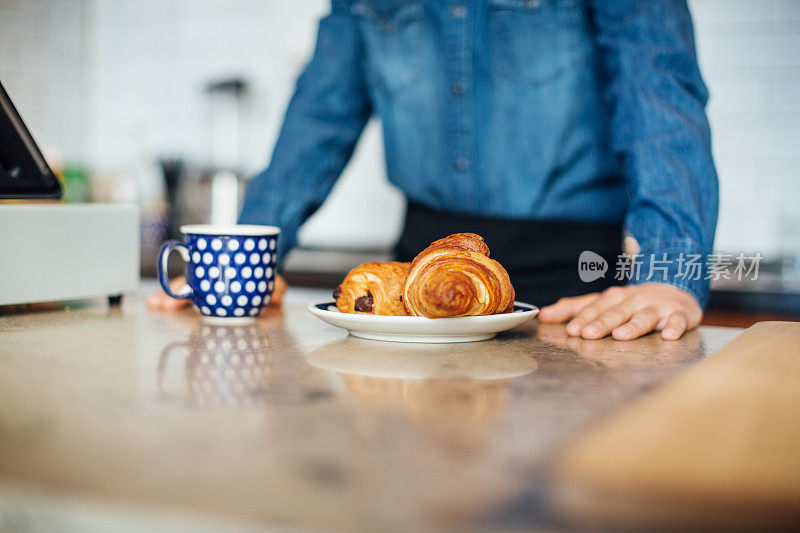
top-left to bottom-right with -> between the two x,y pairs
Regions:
455,157 -> 470,170
451,82 -> 465,95
450,5 -> 468,18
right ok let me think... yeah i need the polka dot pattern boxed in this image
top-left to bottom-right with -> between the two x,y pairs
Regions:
184,233 -> 279,319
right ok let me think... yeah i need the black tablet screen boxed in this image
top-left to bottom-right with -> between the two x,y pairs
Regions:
0,80 -> 62,200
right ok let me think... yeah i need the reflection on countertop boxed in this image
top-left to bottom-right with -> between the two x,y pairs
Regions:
158,322 -> 334,408
309,338 -> 538,454
0,286 -> 743,532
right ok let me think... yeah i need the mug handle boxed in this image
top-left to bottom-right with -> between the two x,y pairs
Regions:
158,240 -> 193,299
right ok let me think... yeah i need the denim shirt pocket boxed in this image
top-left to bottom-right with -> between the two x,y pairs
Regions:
352,1 -> 425,95
489,0 -> 589,86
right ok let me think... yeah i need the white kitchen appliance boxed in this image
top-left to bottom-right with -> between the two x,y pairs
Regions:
0,80 -> 139,306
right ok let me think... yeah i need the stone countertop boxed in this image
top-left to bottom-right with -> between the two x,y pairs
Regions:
0,286 -> 742,533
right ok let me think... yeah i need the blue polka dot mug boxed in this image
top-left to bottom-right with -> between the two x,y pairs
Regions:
158,224 -> 280,323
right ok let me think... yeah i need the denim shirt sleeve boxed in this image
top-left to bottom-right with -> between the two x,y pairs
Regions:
238,0 -> 371,266
588,0 -> 719,307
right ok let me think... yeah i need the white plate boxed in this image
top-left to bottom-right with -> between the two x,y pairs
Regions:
307,300 -> 539,343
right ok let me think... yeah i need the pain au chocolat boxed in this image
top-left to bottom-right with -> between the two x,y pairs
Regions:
334,233 -> 514,319
334,261 -> 411,316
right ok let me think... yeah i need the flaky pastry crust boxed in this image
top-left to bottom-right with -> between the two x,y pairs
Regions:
334,261 -> 411,316
403,233 -> 515,318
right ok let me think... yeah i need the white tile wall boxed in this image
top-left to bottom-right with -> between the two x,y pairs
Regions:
690,0 -> 800,257
1,0 -> 798,257
82,0 -> 404,250
690,0 -> 800,256
0,0 -> 88,166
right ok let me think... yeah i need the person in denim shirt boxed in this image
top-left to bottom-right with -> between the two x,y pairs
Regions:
151,0 -> 718,341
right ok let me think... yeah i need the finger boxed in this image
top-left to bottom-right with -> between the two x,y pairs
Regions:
538,293 -> 599,323
566,287 -> 628,336
164,277 -> 192,309
661,312 -> 688,340
612,307 -> 662,341
145,292 -> 163,310
161,296 -> 190,310
269,275 -> 287,307
146,275 -> 190,311
581,299 -> 639,339
146,291 -> 189,310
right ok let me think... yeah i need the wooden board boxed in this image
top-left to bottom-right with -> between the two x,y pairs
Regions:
553,321 -> 800,530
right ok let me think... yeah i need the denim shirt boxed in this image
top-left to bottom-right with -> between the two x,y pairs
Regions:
239,0 -> 719,306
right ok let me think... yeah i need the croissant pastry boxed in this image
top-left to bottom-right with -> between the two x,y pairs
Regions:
403,233 -> 515,318
334,261 -> 411,316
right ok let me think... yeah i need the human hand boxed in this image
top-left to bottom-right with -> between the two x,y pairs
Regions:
146,274 -> 288,312
537,283 -> 702,341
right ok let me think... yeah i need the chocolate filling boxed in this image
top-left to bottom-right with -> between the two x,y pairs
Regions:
333,285 -> 342,300
354,291 -> 374,313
